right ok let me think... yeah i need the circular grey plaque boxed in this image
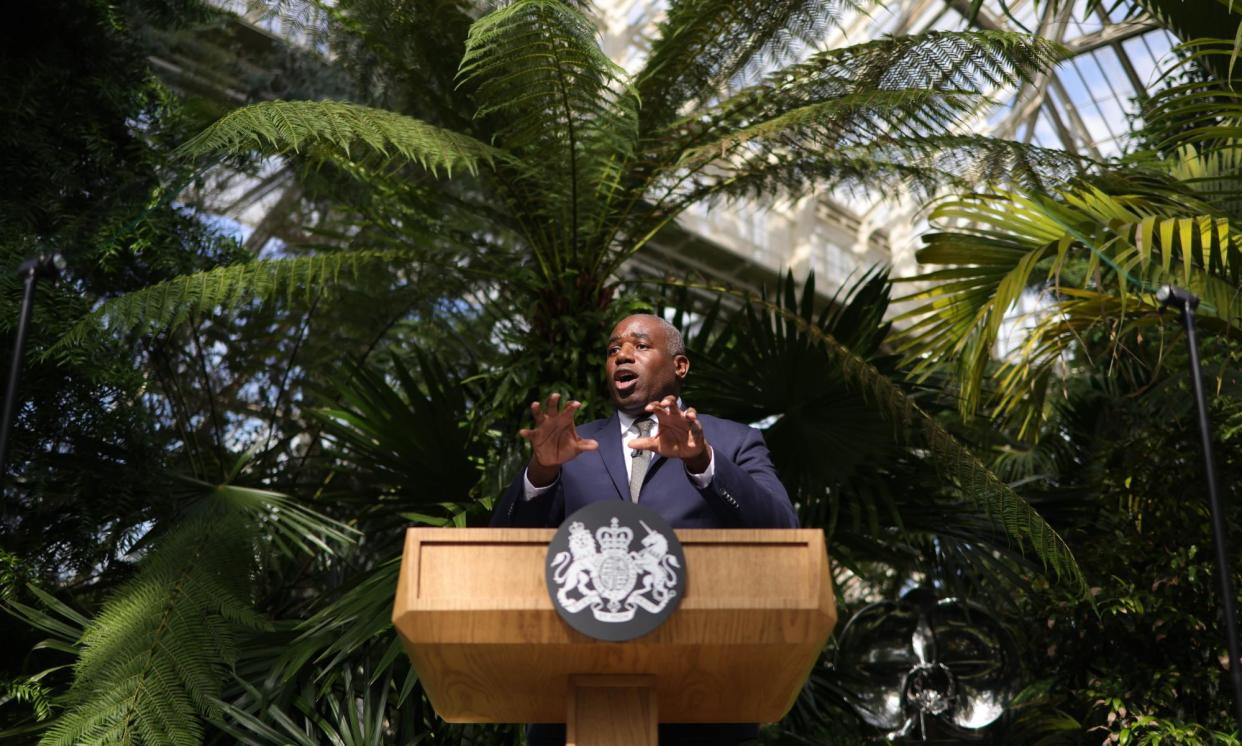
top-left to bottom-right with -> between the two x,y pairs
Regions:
545,500 -> 687,642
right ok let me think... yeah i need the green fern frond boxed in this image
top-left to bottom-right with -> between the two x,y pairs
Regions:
678,90 -> 988,166
39,495 -> 262,746
4,676 -> 54,721
459,0 -> 638,152
178,100 -> 502,177
45,250 -> 416,361
673,136 -> 1080,209
661,30 -> 1062,152
37,484 -> 351,746
459,0 -> 639,241
651,32 -> 1067,208
637,0 -> 864,131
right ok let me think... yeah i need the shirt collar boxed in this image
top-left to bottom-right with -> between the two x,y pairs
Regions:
618,409 -> 640,434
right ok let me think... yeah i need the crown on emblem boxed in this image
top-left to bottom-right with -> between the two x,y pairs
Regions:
596,517 -> 632,552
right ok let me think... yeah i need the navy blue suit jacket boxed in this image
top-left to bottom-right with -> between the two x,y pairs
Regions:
490,411 -> 797,530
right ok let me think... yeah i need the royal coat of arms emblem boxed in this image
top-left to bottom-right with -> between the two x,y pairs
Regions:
545,501 -> 687,641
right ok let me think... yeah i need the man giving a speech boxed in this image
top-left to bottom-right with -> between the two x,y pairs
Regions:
489,313 -> 798,745
490,313 -> 798,530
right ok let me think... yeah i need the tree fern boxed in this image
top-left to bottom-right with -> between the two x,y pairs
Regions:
178,100 -> 502,177
46,250 -> 419,361
662,30 -> 1063,149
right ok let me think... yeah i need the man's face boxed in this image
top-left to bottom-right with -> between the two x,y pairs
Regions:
605,315 -> 689,416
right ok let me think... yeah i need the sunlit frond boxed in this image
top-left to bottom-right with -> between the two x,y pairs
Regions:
47,250 -> 418,361
179,100 -> 502,177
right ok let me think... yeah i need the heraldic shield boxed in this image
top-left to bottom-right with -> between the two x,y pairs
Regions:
545,500 -> 687,642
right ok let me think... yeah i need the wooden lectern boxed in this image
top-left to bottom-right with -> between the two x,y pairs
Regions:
392,528 -> 836,745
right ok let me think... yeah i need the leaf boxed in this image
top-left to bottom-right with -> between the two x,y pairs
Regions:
179,101 -> 502,177
46,250 -> 417,361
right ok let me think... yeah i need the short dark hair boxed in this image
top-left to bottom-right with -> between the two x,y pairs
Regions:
629,313 -> 685,357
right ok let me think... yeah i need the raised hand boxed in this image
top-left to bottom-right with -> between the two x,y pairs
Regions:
628,395 -> 713,474
520,393 -> 599,486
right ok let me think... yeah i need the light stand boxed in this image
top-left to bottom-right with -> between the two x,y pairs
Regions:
1157,284 -> 1242,729
0,254 -> 64,494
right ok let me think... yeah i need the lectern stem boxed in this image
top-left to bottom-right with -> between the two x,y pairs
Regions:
567,675 -> 657,746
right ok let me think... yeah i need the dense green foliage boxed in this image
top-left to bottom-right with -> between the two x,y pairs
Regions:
900,2 -> 1242,741
5,0 -> 1242,744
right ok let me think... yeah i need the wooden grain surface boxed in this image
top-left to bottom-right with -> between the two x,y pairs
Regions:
392,528 -> 836,724
567,676 -> 657,746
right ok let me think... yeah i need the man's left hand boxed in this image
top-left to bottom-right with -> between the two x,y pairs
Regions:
628,395 -> 713,474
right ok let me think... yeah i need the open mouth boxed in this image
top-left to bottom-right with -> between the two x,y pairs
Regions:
613,369 -> 639,396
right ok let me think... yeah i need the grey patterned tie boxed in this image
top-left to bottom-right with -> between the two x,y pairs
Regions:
628,417 -> 654,503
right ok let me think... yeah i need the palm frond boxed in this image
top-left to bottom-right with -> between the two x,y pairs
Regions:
1139,40 -> 1242,154
218,646 -> 512,746
4,584 -> 90,647
0,584 -> 85,735
215,662 -> 402,746
46,249 -> 418,361
1132,2 -> 1242,82
669,270 -> 901,538
188,481 -> 362,558
1166,142 -> 1242,217
178,100 -> 502,177
271,560 -> 400,687
311,352 -> 487,513
898,184 -> 1242,432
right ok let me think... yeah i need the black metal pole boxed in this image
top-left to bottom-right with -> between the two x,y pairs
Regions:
0,255 -> 63,496
1158,285 -> 1242,729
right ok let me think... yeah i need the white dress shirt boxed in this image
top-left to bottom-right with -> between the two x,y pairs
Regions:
523,408 -> 716,500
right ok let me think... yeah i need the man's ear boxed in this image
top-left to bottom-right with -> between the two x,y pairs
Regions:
674,354 -> 690,381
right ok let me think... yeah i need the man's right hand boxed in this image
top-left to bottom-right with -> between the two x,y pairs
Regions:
520,393 -> 599,487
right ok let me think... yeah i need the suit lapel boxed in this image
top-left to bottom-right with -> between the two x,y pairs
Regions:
594,412 -> 629,501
